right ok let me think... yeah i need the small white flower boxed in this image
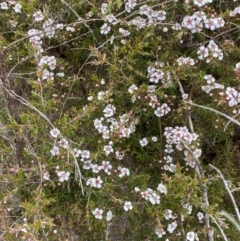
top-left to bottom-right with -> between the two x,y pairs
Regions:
164,209 -> 173,220
0,2 -> 8,10
123,201 -> 133,211
197,212 -> 204,221
100,23 -> 111,34
56,72 -> 64,77
101,3 -> 108,14
50,128 -> 60,138
103,104 -> 116,117
182,93 -> 188,100
104,145 -> 114,156
155,225 -> 166,238
157,183 -> 167,194
58,138 -> 69,149
57,171 -> 70,182
119,167 -> 130,178
151,136 -> 158,142
86,176 -> 103,188
163,27 -> 168,32
43,171 -> 50,180
13,3 -> 22,13
139,137 -> 148,146
149,192 -> 160,205
33,11 -> 44,22
186,231 -> 196,241
81,150 -> 90,159
87,96 -> 93,101
66,26 -> 75,32
73,148 -> 82,157
50,146 -> 60,156
128,84 -> 138,94
167,221 -> 177,233
92,208 -> 103,220
134,187 -> 140,192
183,203 -> 193,214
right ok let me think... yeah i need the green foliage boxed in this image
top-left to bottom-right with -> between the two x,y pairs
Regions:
1,0 -> 240,240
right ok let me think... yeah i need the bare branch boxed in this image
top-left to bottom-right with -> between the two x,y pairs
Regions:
209,164 -> 240,224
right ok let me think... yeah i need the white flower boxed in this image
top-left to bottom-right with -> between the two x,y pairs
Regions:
81,150 -> 90,159
57,171 -> 70,182
119,167 -> 130,178
119,27 -> 130,36
105,14 -> 118,24
13,3 -> 22,13
86,176 -> 103,188
149,192 -> 160,205
151,136 -> 158,142
163,27 -> 168,32
73,148 -> 82,157
56,72 -> 64,77
139,137 -> 148,146
197,212 -> 204,221
115,151 -> 124,160
83,160 -> 92,170
0,2 -> 8,10
92,208 -> 103,220
157,183 -> 167,194
106,210 -> 113,221
50,146 -> 60,156
43,171 -> 50,180
58,138 -> 69,149
33,11 -> 44,22
154,103 -> 171,117
164,209 -> 173,220
50,128 -> 60,138
91,164 -> 102,173
123,201 -> 133,211
167,221 -> 177,233
183,203 -> 193,214
104,145 -> 114,156
182,93 -> 188,100
128,84 -> 138,94
56,23 -> 64,29
155,226 -> 166,238
101,3 -> 108,14
101,160 -> 112,174
134,187 -> 140,192
100,23 -> 111,34
42,69 -> 54,81
103,104 -> 116,117
186,231 -> 196,241
66,26 -> 75,32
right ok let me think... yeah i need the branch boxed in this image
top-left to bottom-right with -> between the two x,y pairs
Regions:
184,101 -> 240,127
210,215 -> 229,241
182,142 -> 214,241
209,164 -> 240,224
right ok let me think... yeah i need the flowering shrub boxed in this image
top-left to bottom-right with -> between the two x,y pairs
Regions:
1,0 -> 240,240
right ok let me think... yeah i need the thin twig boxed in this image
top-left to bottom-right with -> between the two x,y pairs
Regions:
184,101 -> 240,127
210,215 -> 229,241
182,142 -> 213,241
209,164 -> 240,224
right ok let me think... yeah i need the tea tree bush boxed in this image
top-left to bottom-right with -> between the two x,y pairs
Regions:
1,0 -> 240,240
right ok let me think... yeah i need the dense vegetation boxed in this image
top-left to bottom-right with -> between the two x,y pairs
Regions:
1,0 -> 240,240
